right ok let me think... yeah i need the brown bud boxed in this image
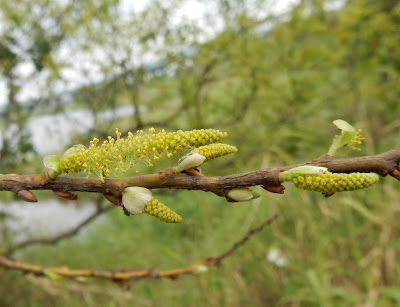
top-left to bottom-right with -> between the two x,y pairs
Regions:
122,205 -> 131,216
103,193 -> 122,206
262,185 -> 285,194
391,168 -> 400,181
53,190 -> 78,200
182,168 -> 205,177
17,190 -> 37,202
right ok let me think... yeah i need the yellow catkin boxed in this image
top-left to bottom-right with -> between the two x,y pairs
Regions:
59,128 -> 228,180
144,197 -> 182,223
188,143 -> 237,162
291,172 -> 379,193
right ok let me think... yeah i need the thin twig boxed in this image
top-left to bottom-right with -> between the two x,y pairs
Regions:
0,214 -> 279,286
213,214 -> 279,264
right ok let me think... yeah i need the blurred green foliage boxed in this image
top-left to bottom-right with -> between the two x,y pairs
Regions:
1,0 -> 400,306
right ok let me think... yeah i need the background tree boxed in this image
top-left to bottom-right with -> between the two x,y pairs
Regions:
1,0 -> 400,306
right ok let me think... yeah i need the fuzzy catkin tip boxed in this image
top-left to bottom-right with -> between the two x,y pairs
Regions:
291,172 -> 379,193
188,143 -> 238,162
144,197 -> 182,223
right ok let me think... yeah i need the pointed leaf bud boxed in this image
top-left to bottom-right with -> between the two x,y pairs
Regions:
43,155 -> 62,179
173,153 -> 206,173
122,187 -> 152,215
226,187 -> 260,202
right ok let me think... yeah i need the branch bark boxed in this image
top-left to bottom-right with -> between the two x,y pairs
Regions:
1,149 -> 400,200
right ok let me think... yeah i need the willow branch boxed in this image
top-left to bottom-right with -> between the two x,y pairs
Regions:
0,214 -> 278,286
1,149 -> 400,200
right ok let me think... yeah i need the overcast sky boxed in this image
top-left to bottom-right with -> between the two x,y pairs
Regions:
0,0 -> 301,108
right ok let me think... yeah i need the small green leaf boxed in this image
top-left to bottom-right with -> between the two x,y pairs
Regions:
333,119 -> 356,132
328,120 -> 361,157
43,155 -> 62,179
43,155 -> 60,169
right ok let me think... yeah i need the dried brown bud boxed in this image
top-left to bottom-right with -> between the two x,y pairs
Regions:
53,190 -> 78,200
17,190 -> 37,202
103,193 -> 122,206
262,185 -> 285,194
182,168 -> 205,177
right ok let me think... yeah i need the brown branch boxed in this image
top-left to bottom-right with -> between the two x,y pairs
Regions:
0,214 -> 278,286
6,203 -> 115,255
1,149 -> 400,201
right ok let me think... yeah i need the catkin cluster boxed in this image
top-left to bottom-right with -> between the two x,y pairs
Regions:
60,128 -> 228,181
144,197 -> 182,223
292,172 -> 379,193
187,143 -> 238,162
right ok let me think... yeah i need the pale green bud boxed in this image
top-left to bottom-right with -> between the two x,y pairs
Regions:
227,187 -> 260,202
194,265 -> 209,274
122,187 -> 152,215
173,153 -> 206,173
